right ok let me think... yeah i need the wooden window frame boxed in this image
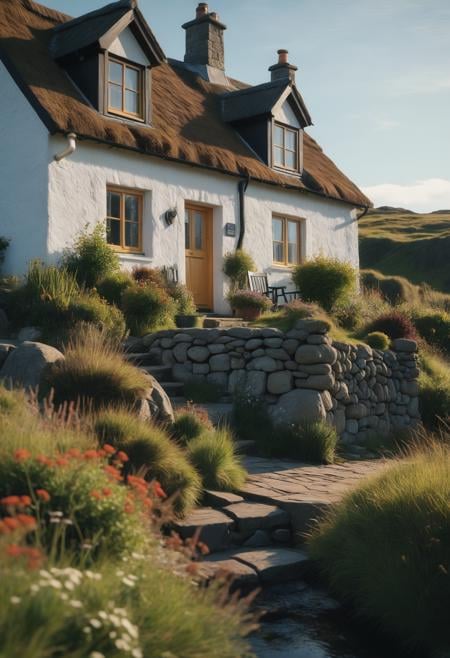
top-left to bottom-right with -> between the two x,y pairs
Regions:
106,186 -> 143,253
272,121 -> 300,173
272,215 -> 303,267
107,55 -> 145,122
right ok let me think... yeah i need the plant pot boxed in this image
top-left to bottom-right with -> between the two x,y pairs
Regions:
175,314 -> 204,328
235,306 -> 262,321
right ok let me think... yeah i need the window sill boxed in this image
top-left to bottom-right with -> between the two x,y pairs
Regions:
270,263 -> 298,272
118,253 -> 153,263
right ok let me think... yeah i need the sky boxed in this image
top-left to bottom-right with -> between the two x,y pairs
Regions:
42,0 -> 450,212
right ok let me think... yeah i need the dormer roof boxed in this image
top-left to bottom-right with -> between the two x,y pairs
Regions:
49,0 -> 165,65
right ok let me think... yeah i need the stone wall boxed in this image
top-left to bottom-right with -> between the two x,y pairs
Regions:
142,320 -> 421,444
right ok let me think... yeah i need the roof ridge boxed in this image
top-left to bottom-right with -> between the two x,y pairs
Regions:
52,0 -> 133,34
20,0 -> 72,24
220,79 -> 288,99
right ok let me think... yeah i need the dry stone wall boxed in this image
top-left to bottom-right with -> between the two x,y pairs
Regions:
142,320 -> 421,444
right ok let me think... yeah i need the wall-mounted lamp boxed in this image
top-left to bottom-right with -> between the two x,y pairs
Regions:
165,208 -> 178,226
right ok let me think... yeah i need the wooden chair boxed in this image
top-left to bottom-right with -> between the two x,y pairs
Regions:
248,271 -> 300,305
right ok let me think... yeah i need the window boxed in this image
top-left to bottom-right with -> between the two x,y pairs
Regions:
106,187 -> 143,252
273,123 -> 299,172
272,216 -> 302,266
107,57 -> 144,120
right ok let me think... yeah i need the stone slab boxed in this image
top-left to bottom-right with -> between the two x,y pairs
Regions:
204,490 -> 244,508
173,507 -> 235,553
233,548 -> 310,584
222,502 -> 290,534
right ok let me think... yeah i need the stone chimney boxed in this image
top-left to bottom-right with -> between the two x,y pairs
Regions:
269,49 -> 298,84
182,3 -> 227,71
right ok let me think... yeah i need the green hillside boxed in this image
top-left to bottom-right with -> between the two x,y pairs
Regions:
359,208 -> 450,293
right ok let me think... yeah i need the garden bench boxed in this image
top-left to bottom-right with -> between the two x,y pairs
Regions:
247,271 -> 300,306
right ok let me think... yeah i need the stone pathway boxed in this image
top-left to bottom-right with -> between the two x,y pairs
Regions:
174,456 -> 386,588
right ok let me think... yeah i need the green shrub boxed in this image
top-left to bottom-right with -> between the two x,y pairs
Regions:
0,554 -> 253,658
284,299 -> 321,324
96,271 -> 134,306
365,311 -> 417,340
168,283 -> 197,315
0,448 -> 149,558
227,290 -> 272,312
223,250 -> 256,293
184,379 -> 224,404
232,393 -> 274,445
94,408 -> 201,515
0,386 -> 26,416
122,284 -> 176,336
309,444 -> 450,654
419,373 -> 450,430
333,289 -> 390,331
188,429 -> 247,492
413,311 -> 450,354
364,331 -> 390,350
171,406 -> 213,444
292,256 -> 357,312
132,265 -> 166,288
267,421 -> 338,463
67,293 -> 126,342
62,224 -> 120,288
42,326 -> 149,411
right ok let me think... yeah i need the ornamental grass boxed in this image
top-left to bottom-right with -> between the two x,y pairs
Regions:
187,429 -> 247,492
309,440 -> 450,654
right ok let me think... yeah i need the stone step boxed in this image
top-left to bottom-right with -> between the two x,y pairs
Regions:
199,547 -> 310,587
140,364 -> 173,382
222,502 -> 290,541
203,317 -> 248,329
204,490 -> 244,508
173,507 -> 235,553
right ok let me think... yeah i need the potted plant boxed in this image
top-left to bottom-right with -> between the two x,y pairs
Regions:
228,290 -> 272,321
169,283 -> 204,328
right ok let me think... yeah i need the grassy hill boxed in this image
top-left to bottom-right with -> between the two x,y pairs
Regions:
359,208 -> 450,293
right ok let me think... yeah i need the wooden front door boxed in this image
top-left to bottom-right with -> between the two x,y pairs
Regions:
185,204 -> 213,310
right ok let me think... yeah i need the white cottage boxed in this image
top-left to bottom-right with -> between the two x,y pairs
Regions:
0,0 -> 370,314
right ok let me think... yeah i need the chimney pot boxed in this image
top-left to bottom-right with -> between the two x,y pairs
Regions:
278,49 -> 289,64
210,11 -> 219,21
196,3 -> 208,19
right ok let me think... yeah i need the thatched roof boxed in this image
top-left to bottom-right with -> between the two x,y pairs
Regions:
0,0 -> 371,208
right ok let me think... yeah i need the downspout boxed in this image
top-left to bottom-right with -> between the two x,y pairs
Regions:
356,206 -> 370,221
54,133 -> 77,162
237,175 -> 250,250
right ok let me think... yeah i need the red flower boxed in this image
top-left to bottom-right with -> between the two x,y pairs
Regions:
3,517 -> 20,531
102,487 -> 113,497
104,465 -> 122,481
36,455 -> 53,466
5,544 -> 22,557
16,514 -> 37,529
67,448 -> 81,459
1,496 -> 21,507
90,490 -> 102,500
83,450 -> 100,460
124,501 -> 135,514
55,457 -> 70,467
14,449 -> 31,462
36,489 -> 51,503
20,496 -> 32,507
103,444 -> 116,455
116,451 -> 129,463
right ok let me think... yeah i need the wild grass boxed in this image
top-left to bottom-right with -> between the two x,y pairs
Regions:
259,421 -> 338,464
171,406 -> 213,444
41,326 -> 149,411
419,350 -> 450,430
121,284 -> 176,336
93,408 -> 202,515
188,429 -> 247,492
309,440 -> 450,654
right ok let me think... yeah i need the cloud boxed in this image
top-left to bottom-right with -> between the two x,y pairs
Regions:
361,178 -> 450,213
390,75 -> 450,96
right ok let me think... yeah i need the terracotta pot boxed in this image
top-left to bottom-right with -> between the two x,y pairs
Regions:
236,306 -> 262,321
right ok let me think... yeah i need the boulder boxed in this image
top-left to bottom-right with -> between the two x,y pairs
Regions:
267,371 -> 293,395
187,346 -> 210,363
294,319 -> 330,334
209,354 -> 231,372
295,344 -> 337,365
248,356 -> 278,372
0,341 -> 64,390
393,338 -> 417,353
147,378 -> 174,423
271,389 -> 326,426
17,326 -> 42,342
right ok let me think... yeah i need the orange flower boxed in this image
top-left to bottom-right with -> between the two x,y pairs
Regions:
36,489 -> 51,503
83,450 -> 100,460
104,465 -> 122,481
14,449 -> 31,462
16,514 -> 37,529
102,487 -> 113,497
116,451 -> 129,463
20,496 -> 32,507
90,490 -> 102,500
124,501 -> 135,514
103,444 -> 116,455
55,457 -> 70,467
6,544 -> 22,557
36,454 -> 53,466
3,517 -> 20,531
67,448 -> 81,459
153,482 -> 166,499
1,496 -> 21,507
0,521 -> 10,534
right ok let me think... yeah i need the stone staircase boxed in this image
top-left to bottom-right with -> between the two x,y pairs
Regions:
173,491 -> 309,588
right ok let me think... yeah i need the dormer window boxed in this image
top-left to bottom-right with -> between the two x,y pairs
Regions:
273,122 -> 299,172
108,56 -> 144,120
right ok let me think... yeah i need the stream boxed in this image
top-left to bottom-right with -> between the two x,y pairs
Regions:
250,581 -> 406,658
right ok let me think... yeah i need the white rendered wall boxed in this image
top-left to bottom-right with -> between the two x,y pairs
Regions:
48,136 -> 359,314
109,28 -> 149,66
274,99 -> 301,128
0,61 -> 50,275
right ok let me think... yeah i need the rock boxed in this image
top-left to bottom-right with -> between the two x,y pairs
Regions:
232,548 -> 309,584
246,339 -> 263,351
248,356 -> 278,372
401,380 -> 419,396
334,408 -> 346,434
209,354 -> 231,372
283,339 -> 299,355
228,328 -> 254,339
295,344 -> 337,365
223,503 -> 290,535
271,528 -> 291,543
173,333 -> 194,344
345,419 -> 359,434
204,490 -> 244,508
243,530 -> 271,548
346,403 -> 367,420
147,378 -> 174,422
393,338 -> 417,353
0,343 -> 15,368
271,389 -> 326,426
208,344 -> 226,354
296,374 -> 334,391
299,363 -> 333,375
294,319 -> 330,334
17,327 -> 42,342
187,346 -> 210,363
199,554 -> 259,586
264,338 -> 283,348
0,309 -> 9,336
173,342 -> 189,363
267,371 -> 293,395
173,508 -> 235,553
321,390 -> 333,412
0,341 -> 64,390
228,369 -> 247,394
207,372 -> 228,389
307,334 -> 329,345
193,363 -> 210,375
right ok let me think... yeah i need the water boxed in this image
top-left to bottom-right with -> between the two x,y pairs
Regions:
250,582 -> 403,658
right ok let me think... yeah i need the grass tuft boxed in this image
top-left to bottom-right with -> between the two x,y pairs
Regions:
188,428 -> 247,492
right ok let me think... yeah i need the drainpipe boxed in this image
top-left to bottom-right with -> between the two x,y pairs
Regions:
237,175 -> 250,250
356,206 -> 370,221
54,133 -> 77,162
